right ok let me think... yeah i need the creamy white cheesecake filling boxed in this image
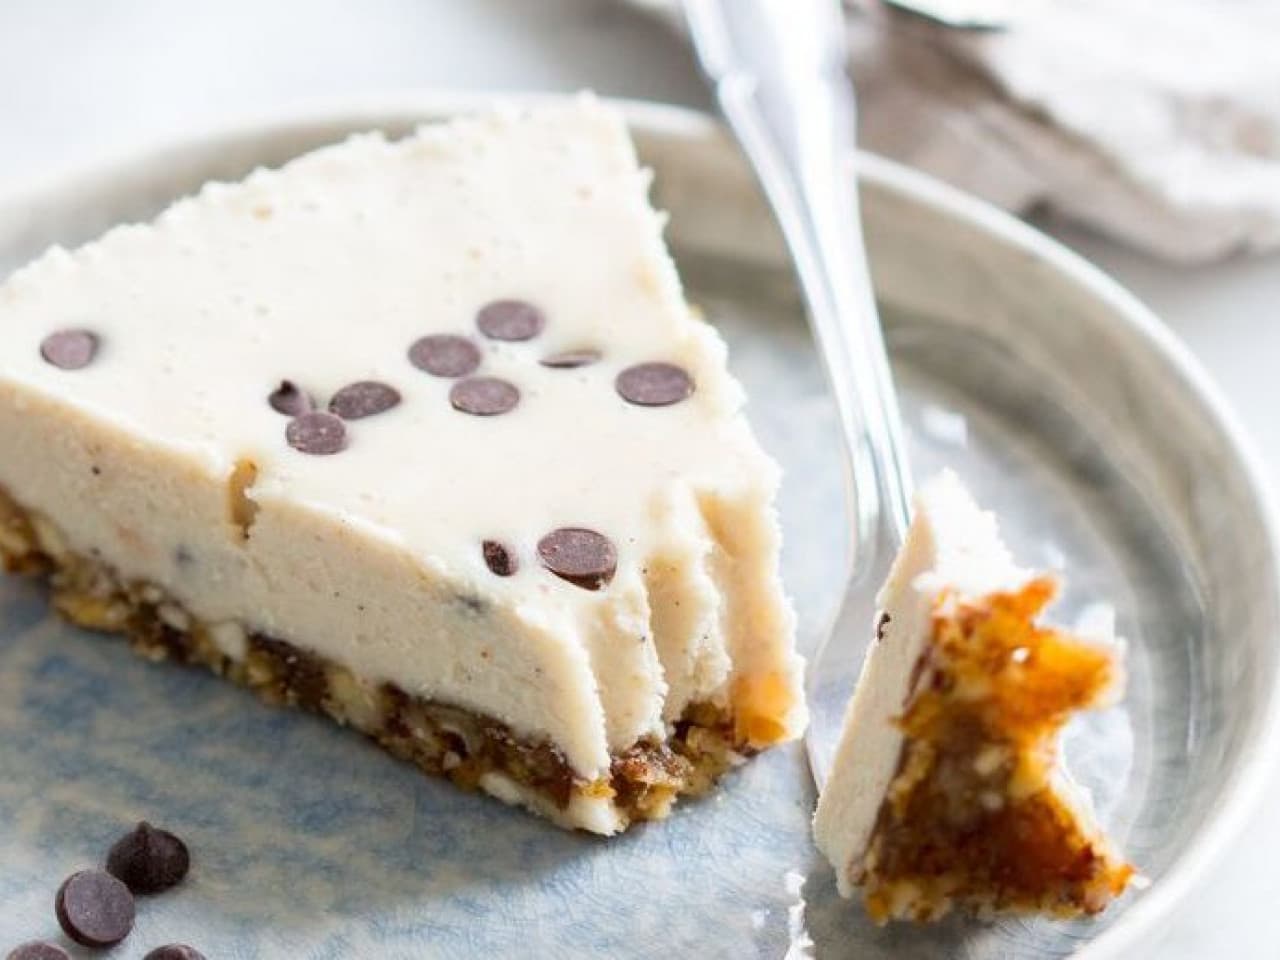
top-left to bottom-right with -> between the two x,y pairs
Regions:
0,96 -> 806,792
813,471 -> 1030,894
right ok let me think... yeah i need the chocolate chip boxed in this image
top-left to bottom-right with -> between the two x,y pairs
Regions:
616,363 -> 694,407
106,822 -> 191,895
540,348 -> 601,369
537,528 -> 617,590
286,412 -> 347,455
55,870 -> 135,948
476,299 -> 545,341
408,335 -> 482,378
876,612 -> 891,642
143,946 -> 207,960
329,381 -> 401,420
6,942 -> 70,960
268,380 -> 314,416
449,377 -> 519,416
39,329 -> 99,370
482,540 -> 518,577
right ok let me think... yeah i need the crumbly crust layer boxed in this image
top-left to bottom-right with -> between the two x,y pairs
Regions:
859,579 -> 1135,923
0,486 -> 744,832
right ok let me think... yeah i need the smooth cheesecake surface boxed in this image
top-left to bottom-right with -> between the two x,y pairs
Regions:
0,96 -> 806,832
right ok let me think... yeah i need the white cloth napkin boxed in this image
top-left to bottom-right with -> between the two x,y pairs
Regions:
635,0 -> 1280,263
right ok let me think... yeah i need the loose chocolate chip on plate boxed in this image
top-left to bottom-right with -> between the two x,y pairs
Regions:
107,822 -> 191,895
268,380 -> 314,417
476,299 -> 545,341
615,362 -> 694,407
329,380 -> 401,420
143,945 -> 207,960
39,329 -> 99,370
482,540 -> 518,577
537,528 -> 617,590
408,335 -> 482,378
540,348 -> 601,369
286,412 -> 347,455
55,870 -> 135,948
450,377 -> 519,416
6,942 -> 70,960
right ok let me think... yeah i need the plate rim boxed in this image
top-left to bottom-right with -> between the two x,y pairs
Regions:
1,91 -> 1277,958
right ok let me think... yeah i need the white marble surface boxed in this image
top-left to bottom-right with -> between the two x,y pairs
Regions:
2,0 -> 1278,955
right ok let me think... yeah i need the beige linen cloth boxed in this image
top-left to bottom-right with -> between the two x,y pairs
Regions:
631,0 -> 1280,263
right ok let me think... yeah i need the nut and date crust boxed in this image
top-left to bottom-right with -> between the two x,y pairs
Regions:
858,579 -> 1136,923
0,486 -> 745,830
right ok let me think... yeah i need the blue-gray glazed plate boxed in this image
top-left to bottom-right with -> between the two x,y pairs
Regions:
1,97 -> 1277,959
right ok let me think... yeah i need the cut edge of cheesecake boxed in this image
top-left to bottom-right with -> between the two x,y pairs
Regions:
0,95 -> 806,834
812,470 -> 1136,921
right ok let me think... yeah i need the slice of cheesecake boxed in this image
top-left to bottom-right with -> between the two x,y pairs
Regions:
813,472 -> 1134,921
0,96 -> 806,834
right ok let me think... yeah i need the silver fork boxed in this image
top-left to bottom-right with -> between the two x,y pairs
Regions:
682,0 -> 914,787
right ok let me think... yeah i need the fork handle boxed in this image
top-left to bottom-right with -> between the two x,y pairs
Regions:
683,0 -> 913,571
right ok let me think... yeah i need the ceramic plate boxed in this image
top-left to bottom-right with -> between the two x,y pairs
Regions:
1,97 -> 1277,959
